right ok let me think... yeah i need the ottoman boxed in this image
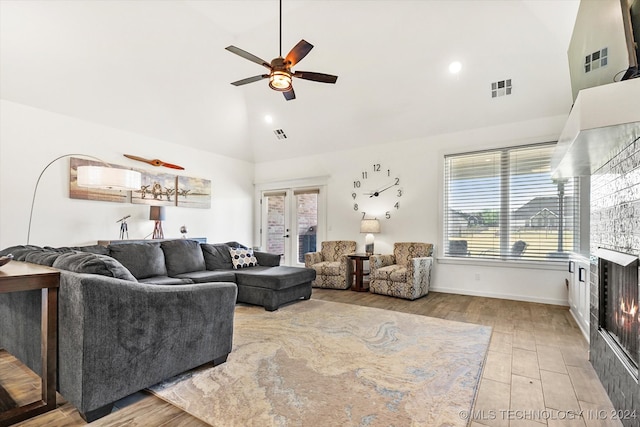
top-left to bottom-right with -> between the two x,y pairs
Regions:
234,266 -> 316,311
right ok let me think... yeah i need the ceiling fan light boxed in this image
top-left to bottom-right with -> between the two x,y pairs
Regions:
269,71 -> 292,91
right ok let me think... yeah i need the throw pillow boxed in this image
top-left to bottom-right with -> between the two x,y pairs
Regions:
229,248 -> 258,269
24,249 -> 63,266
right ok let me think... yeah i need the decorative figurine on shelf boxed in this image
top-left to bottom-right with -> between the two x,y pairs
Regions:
117,215 -> 131,240
180,225 -> 188,239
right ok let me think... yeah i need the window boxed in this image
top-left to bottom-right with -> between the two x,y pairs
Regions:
444,143 -> 579,261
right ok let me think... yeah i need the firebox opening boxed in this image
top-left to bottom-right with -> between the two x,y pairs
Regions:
597,248 -> 640,377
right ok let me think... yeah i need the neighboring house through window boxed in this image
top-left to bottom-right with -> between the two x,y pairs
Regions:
443,142 -> 579,261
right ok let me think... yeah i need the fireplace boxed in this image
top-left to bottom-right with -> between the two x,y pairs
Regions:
596,248 -> 640,376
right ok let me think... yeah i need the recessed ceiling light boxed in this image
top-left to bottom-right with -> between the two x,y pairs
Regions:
264,115 -> 273,124
449,61 -> 462,74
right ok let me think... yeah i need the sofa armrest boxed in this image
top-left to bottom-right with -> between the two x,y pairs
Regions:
369,254 -> 395,276
304,252 -> 323,267
57,271 -> 237,418
254,251 -> 281,267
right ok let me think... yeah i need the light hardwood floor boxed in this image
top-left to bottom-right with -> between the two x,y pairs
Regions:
0,289 -> 623,426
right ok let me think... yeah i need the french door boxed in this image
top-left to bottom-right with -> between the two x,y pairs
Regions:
261,187 -> 322,266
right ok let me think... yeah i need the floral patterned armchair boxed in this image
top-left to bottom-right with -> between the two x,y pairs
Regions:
369,242 -> 434,300
304,240 -> 356,289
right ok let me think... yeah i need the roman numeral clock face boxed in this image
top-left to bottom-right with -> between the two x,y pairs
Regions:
352,163 -> 402,219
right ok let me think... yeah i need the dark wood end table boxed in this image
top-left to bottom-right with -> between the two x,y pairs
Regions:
347,253 -> 371,292
0,261 -> 60,427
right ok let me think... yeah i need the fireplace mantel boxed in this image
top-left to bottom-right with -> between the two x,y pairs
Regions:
595,248 -> 638,266
551,78 -> 640,179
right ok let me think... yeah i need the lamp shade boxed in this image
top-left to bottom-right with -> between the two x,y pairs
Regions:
77,165 -> 141,190
360,219 -> 381,233
149,206 -> 166,221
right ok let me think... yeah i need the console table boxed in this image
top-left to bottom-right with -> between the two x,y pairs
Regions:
347,253 -> 371,292
0,262 -> 60,427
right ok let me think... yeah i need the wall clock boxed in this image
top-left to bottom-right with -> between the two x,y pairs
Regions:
351,163 -> 402,219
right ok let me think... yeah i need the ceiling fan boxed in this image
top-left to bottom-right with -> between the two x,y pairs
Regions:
225,0 -> 338,101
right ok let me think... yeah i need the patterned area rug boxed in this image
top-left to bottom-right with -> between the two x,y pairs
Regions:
149,299 -> 491,426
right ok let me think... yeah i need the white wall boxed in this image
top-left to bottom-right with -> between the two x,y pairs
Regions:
254,114 -> 572,305
0,100 -> 254,248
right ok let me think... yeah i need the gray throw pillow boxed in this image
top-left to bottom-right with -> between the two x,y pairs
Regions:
52,252 -> 137,282
201,243 -> 234,270
24,249 -> 63,266
161,239 -> 206,276
108,242 -> 167,279
0,245 -> 42,260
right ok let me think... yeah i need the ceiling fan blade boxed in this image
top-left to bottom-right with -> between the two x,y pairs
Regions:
225,46 -> 271,69
230,74 -> 269,86
283,88 -> 296,101
285,39 -> 314,67
293,71 -> 338,84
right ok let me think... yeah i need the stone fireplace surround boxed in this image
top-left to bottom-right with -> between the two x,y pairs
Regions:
590,138 -> 640,425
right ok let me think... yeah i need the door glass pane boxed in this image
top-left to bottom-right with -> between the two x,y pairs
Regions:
265,194 -> 285,256
296,192 -> 318,263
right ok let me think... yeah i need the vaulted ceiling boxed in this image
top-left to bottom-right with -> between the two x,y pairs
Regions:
0,0 -> 580,163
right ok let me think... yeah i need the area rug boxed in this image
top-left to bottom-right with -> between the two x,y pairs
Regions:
149,299 -> 491,426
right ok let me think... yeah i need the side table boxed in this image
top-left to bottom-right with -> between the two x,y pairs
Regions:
0,261 -> 60,427
347,253 -> 371,292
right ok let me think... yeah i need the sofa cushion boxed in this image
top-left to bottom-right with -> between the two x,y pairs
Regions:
67,245 -> 110,255
173,270 -> 236,283
371,264 -> 407,282
229,248 -> 258,269
161,239 -> 206,276
52,252 -> 137,282
108,242 -> 167,280
308,261 -> 342,276
201,244 -> 234,270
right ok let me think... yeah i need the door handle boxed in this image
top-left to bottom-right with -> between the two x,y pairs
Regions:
283,235 -> 290,238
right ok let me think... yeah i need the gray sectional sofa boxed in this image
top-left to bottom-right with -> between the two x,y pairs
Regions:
0,239 -> 314,422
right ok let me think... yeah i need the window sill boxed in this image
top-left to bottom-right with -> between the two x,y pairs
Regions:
436,256 -> 567,271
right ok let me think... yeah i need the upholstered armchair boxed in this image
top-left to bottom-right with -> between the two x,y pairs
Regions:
304,240 -> 357,289
369,242 -> 434,300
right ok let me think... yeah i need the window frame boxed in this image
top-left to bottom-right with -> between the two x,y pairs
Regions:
441,142 -> 580,264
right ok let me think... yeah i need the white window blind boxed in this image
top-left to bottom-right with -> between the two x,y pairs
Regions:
444,143 -> 579,261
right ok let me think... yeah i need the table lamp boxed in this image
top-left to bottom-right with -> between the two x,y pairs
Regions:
360,218 -> 380,255
150,206 -> 166,239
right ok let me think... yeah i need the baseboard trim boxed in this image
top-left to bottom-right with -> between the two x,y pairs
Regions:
569,309 -> 590,342
430,285 -> 569,307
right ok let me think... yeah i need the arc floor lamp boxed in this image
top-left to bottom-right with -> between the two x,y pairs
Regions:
27,154 -> 142,244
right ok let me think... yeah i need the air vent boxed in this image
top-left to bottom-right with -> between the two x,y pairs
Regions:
273,129 -> 288,140
491,79 -> 512,98
584,47 -> 608,73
